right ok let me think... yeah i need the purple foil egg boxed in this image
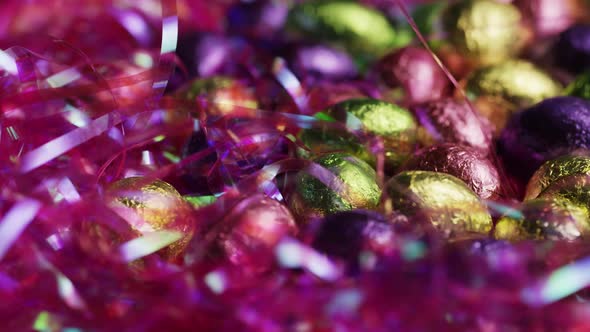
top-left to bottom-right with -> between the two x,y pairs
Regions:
553,24 -> 590,74
378,46 -> 450,104
311,210 -> 396,263
412,98 -> 494,152
498,96 -> 590,180
175,33 -> 253,79
227,1 -> 288,38
292,45 -> 358,80
404,144 -> 502,200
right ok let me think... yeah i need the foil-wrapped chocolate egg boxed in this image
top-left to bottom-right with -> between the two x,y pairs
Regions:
525,154 -> 590,200
287,1 -> 401,56
494,198 -> 590,241
566,71 -> 590,100
176,34 -> 231,79
377,46 -> 450,104
412,98 -> 493,152
311,210 -> 395,262
466,60 -> 562,133
404,144 -> 502,200
553,24 -> 590,74
386,171 -> 492,237
216,194 -> 297,272
227,1 -> 288,38
290,153 -> 381,220
292,45 -> 357,81
175,76 -> 258,118
305,98 -> 417,170
442,0 -> 524,64
298,126 -> 370,166
466,60 -> 563,110
498,97 -> 590,179
537,174 -> 590,215
517,0 -> 584,37
107,177 -> 195,260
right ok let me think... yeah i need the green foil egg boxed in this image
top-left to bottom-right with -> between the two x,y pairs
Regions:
443,0 -> 524,64
288,1 -> 401,56
290,152 -> 381,220
466,60 -> 563,110
386,170 -> 492,237
300,98 -> 417,171
299,127 -> 370,163
525,154 -> 590,200
494,198 -> 590,241
537,174 -> 590,219
566,72 -> 590,100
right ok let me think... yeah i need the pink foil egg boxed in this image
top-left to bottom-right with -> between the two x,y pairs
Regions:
378,46 -> 450,105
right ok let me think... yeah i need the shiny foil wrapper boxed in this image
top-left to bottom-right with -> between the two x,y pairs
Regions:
299,126 -> 371,165
324,98 -> 417,170
287,1 -> 400,56
404,144 -> 502,200
107,177 -> 195,260
412,98 -> 493,152
175,76 -> 258,118
517,0 -> 585,37
311,210 -> 396,263
443,0 -> 524,64
525,154 -> 590,200
227,1 -> 288,39
386,170 -> 492,238
216,194 -> 297,272
466,60 -> 563,110
466,60 -> 562,133
378,46 -> 450,105
494,198 -> 590,241
499,97 -> 590,179
538,173 -> 590,209
290,153 -> 381,220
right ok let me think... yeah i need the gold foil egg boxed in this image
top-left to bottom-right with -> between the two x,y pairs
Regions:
290,152 -> 381,221
386,170 -> 492,237
525,154 -> 590,200
287,1 -> 402,56
537,174 -> 590,219
466,60 -> 563,110
107,177 -> 195,260
175,76 -> 258,117
443,0 -> 524,64
494,198 -> 590,241
301,98 -> 417,171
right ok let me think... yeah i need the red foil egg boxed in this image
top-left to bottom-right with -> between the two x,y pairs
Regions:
404,144 -> 502,200
378,46 -> 450,105
412,98 -> 494,153
215,194 -> 298,273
